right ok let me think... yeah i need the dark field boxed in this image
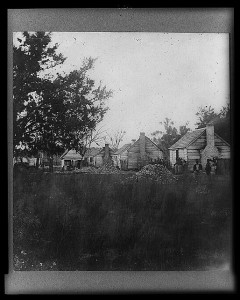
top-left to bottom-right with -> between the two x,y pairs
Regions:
13,170 -> 232,271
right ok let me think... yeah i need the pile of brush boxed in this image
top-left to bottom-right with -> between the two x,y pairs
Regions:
135,164 -> 178,184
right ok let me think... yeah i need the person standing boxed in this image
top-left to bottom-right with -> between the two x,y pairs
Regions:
211,160 -> 217,175
205,159 -> 211,175
193,159 -> 202,174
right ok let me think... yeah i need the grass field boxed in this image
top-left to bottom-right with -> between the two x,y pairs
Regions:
12,169 -> 232,271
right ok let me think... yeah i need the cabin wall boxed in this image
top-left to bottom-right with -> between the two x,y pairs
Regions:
128,140 -> 140,169
187,149 -> 201,171
169,150 -> 176,166
145,138 -> 163,161
215,137 -> 230,159
127,138 -> 163,169
169,148 -> 187,166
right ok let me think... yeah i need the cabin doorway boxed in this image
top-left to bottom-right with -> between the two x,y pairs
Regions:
176,149 -> 179,161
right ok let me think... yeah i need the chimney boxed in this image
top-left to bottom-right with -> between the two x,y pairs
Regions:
206,123 -> 215,148
104,143 -> 110,160
139,132 -> 146,166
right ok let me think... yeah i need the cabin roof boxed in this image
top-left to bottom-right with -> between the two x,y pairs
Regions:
114,143 -> 131,155
168,127 -> 230,150
168,128 -> 205,150
60,149 -> 82,160
127,135 -> 163,152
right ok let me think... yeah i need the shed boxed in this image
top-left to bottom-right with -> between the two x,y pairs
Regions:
169,124 -> 230,173
127,132 -> 164,170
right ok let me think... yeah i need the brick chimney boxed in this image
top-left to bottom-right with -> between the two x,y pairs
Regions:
201,123 -> 219,167
139,132 -> 146,166
104,143 -> 110,160
206,123 -> 215,147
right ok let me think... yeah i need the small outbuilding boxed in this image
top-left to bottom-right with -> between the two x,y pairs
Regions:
169,124 -> 230,174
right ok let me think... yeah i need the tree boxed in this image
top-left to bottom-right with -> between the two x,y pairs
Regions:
195,104 -> 230,144
13,32 -> 112,171
195,105 -> 219,129
13,31 -> 66,162
151,118 -> 190,158
58,59 -> 112,160
151,118 -> 190,148
106,129 -> 126,150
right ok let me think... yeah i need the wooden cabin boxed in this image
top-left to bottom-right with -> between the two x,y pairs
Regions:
169,124 -> 230,174
60,149 -> 82,169
127,132 -> 164,170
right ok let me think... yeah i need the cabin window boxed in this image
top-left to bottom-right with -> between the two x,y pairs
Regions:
90,157 -> 93,162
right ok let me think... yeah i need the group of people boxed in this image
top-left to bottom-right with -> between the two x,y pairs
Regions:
174,158 -> 188,175
193,159 -> 218,176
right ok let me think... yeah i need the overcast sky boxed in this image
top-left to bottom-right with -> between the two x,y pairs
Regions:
14,32 -> 230,147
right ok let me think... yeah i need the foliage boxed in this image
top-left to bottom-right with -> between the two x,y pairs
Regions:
195,104 -> 230,143
151,118 -> 190,156
59,61 -> 112,157
13,32 -> 66,158
13,32 -> 112,169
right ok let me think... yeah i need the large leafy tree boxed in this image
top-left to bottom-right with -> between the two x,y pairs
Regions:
13,32 -> 112,171
58,58 -> 112,158
13,31 -> 66,159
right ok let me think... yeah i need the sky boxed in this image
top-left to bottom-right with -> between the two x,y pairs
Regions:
14,32 -> 230,148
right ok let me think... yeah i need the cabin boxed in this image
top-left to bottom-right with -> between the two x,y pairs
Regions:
112,143 -> 132,170
83,148 -> 100,166
127,132 -> 164,170
60,149 -> 83,169
94,144 -> 115,167
169,124 -> 230,174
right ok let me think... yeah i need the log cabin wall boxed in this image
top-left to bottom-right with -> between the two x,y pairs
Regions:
127,140 -> 140,169
145,138 -> 163,161
127,136 -> 163,169
214,136 -> 230,159
187,132 -> 230,170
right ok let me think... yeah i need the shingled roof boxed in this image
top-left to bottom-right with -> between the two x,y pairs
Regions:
169,128 -> 205,150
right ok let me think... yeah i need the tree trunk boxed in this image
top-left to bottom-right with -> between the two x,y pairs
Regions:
36,153 -> 40,169
49,155 -> 54,173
